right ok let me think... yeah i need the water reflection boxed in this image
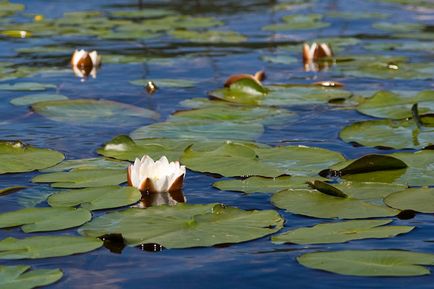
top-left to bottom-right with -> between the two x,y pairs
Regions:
137,190 -> 186,208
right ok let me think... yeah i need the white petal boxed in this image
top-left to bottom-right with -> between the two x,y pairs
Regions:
89,51 -> 101,66
72,49 -> 88,66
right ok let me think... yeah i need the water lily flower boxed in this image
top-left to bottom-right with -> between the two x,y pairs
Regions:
70,49 -> 101,79
127,155 -> 186,194
302,42 -> 333,72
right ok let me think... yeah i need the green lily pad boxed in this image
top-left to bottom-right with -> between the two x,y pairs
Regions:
272,219 -> 413,244
130,120 -> 264,141
169,30 -> 247,43
48,186 -> 141,211
0,141 -> 64,174
373,22 -> 425,33
31,99 -> 159,126
40,157 -> 129,172
332,150 -> 434,187
79,203 -> 283,248
333,181 -> 407,200
129,78 -> 197,88
0,1 -> 24,17
357,90 -> 434,119
32,169 -> 126,188
0,236 -> 102,259
385,188 -> 434,213
10,93 -> 68,106
0,82 -> 56,91
298,250 -> 434,277
213,176 -> 324,194
109,9 -> 176,19
263,14 -> 330,31
364,41 -> 434,53
0,207 -> 91,233
271,188 -> 399,219
182,143 -> 345,177
0,265 -> 62,289
209,85 -> 352,106
340,117 -> 434,149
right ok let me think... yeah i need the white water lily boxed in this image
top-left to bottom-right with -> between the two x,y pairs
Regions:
127,155 -> 186,194
302,42 -> 333,72
70,49 -> 101,79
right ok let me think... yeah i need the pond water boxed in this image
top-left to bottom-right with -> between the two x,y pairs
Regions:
0,0 -> 433,288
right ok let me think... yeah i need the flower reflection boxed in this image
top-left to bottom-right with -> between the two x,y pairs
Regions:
137,190 -> 186,209
70,49 -> 101,79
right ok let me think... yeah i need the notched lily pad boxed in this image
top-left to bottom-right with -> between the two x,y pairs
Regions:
79,203 -> 283,248
0,141 -> 64,174
0,207 -> 91,232
0,236 -> 103,259
272,219 -> 413,244
298,250 -> 434,277
48,186 -> 141,211
0,265 -> 63,289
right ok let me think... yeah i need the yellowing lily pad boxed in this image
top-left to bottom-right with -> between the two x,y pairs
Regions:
0,236 -> 102,259
272,219 -> 413,244
0,207 -> 91,232
0,141 -> 64,174
385,188 -> 434,213
0,265 -> 63,289
48,186 -> 141,211
79,203 -> 283,248
298,250 -> 434,277
31,99 -> 159,126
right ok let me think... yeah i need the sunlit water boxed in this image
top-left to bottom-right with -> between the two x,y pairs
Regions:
0,0 -> 433,288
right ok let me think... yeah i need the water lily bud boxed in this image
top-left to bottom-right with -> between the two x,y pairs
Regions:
313,81 -> 344,88
70,49 -> 101,79
146,81 -> 158,94
34,15 -> 44,22
303,42 -> 333,63
224,70 -> 266,87
127,155 -> 186,194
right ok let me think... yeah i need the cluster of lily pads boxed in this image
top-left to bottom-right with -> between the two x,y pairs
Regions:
0,0 -> 434,287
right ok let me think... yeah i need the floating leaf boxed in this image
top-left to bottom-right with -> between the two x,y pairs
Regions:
31,99 -> 159,126
0,207 -> 91,232
357,90 -> 434,119
32,169 -> 126,188
333,181 -> 407,200
109,9 -> 176,19
40,157 -> 129,172
385,188 -> 434,213
0,186 -> 26,196
263,14 -> 330,31
272,219 -> 413,244
79,203 -> 283,248
298,250 -> 434,276
48,186 -> 141,211
10,93 -> 68,106
0,265 -> 62,289
130,120 -> 263,141
0,141 -> 64,174
340,117 -> 434,149
213,176 -> 323,194
373,22 -> 424,33
272,188 -> 398,219
169,30 -> 246,43
0,1 -> 24,17
129,78 -> 197,88
0,236 -> 102,259
307,180 -> 348,198
0,82 -> 55,91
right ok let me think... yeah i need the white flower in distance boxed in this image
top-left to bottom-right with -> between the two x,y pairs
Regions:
302,42 -> 334,72
70,49 -> 101,79
127,155 -> 186,194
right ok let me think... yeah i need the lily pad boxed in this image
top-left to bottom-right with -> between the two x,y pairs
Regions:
272,219 -> 413,244
357,90 -> 434,119
385,188 -> 434,213
0,1 -> 24,17
0,186 -> 26,195
263,14 -> 330,31
0,141 -> 64,174
0,236 -> 102,259
0,207 -> 91,232
130,120 -> 264,141
10,93 -> 68,106
0,82 -> 56,91
79,203 -> 283,248
129,78 -> 197,88
48,186 -> 141,211
31,99 -> 159,126
32,169 -> 126,188
0,265 -> 62,289
40,157 -> 129,172
109,9 -> 176,19
169,30 -> 247,43
213,176 -> 324,194
340,117 -> 434,149
373,22 -> 425,33
333,181 -> 407,200
298,250 -> 434,276
271,188 -> 399,219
